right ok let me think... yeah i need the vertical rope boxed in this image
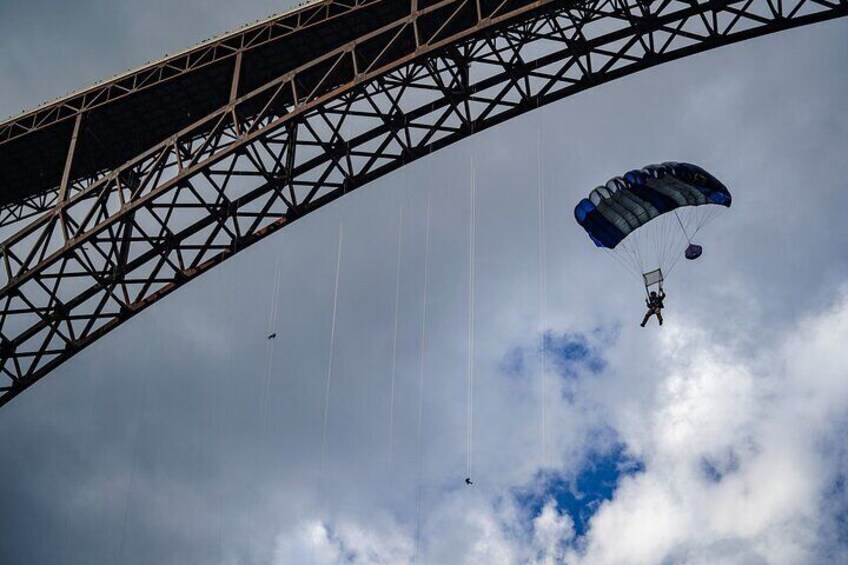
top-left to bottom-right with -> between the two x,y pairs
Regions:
261,253 -> 283,415
466,157 -> 476,480
388,204 -> 404,470
414,187 -> 432,564
269,254 -> 282,330
312,218 -> 344,565
217,269 -> 236,563
537,127 -> 549,469
320,220 -> 345,469
117,372 -> 148,564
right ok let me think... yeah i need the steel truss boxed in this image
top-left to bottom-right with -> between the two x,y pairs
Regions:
0,0 -> 379,145
1,0 -> 846,406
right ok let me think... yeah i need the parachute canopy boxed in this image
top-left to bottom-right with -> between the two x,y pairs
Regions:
574,162 -> 731,287
574,162 -> 731,249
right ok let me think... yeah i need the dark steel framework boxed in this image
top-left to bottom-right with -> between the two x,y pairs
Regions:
0,0 -> 846,407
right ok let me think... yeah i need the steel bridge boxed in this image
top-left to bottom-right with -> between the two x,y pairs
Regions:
0,0 -> 845,407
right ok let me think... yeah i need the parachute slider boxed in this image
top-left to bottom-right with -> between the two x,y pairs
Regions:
643,268 -> 664,293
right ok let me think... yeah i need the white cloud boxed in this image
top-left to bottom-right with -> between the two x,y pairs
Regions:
574,288 -> 848,565
2,6 -> 847,564
273,516 -> 414,565
270,495 -> 581,565
462,506 -> 519,565
531,500 -> 575,564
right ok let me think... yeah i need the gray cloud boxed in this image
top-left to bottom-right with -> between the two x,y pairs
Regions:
1,2 -> 848,564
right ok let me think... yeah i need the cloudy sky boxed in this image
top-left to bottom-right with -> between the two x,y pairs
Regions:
1,1 -> 848,564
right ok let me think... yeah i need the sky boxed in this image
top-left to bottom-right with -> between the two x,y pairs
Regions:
1,1 -> 848,564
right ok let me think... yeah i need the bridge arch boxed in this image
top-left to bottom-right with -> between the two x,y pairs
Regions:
0,0 -> 846,406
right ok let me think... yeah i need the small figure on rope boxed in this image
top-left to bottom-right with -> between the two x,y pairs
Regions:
641,290 -> 665,327
465,477 -> 473,486
267,332 -> 277,340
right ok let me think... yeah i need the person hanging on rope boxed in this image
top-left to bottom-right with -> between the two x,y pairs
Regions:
465,477 -> 473,486
640,289 -> 666,327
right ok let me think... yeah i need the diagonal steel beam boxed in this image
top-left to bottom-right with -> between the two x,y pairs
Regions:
0,0 -> 846,407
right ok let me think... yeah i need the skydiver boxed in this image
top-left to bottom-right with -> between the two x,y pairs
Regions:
465,477 -> 473,486
268,333 -> 277,340
640,289 -> 665,327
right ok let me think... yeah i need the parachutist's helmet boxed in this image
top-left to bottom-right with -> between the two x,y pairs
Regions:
650,291 -> 657,297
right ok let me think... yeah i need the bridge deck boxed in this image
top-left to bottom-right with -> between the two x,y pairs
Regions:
0,0 -> 408,210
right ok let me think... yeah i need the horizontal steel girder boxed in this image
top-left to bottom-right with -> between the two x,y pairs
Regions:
0,0 -> 380,145
1,0 -> 846,407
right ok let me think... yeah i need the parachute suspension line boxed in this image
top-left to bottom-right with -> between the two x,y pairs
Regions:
663,213 -> 676,267
387,204 -> 404,471
658,213 -> 676,274
670,214 -> 684,269
665,216 -> 690,276
667,209 -> 697,276
619,237 -> 643,278
692,204 -> 725,239
673,209 -> 692,244
414,187 -> 433,565
466,156 -> 477,481
631,236 -> 645,275
604,247 -> 641,280
651,215 -> 662,269
117,371 -> 149,563
653,216 -> 665,270
668,211 -> 683,262
320,220 -> 345,472
654,221 -> 662,274
536,127 -> 549,468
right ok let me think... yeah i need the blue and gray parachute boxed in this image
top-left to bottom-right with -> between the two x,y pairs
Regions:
574,162 -> 731,282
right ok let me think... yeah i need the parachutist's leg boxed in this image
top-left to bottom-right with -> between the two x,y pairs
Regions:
657,310 -> 663,326
641,310 -> 652,327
